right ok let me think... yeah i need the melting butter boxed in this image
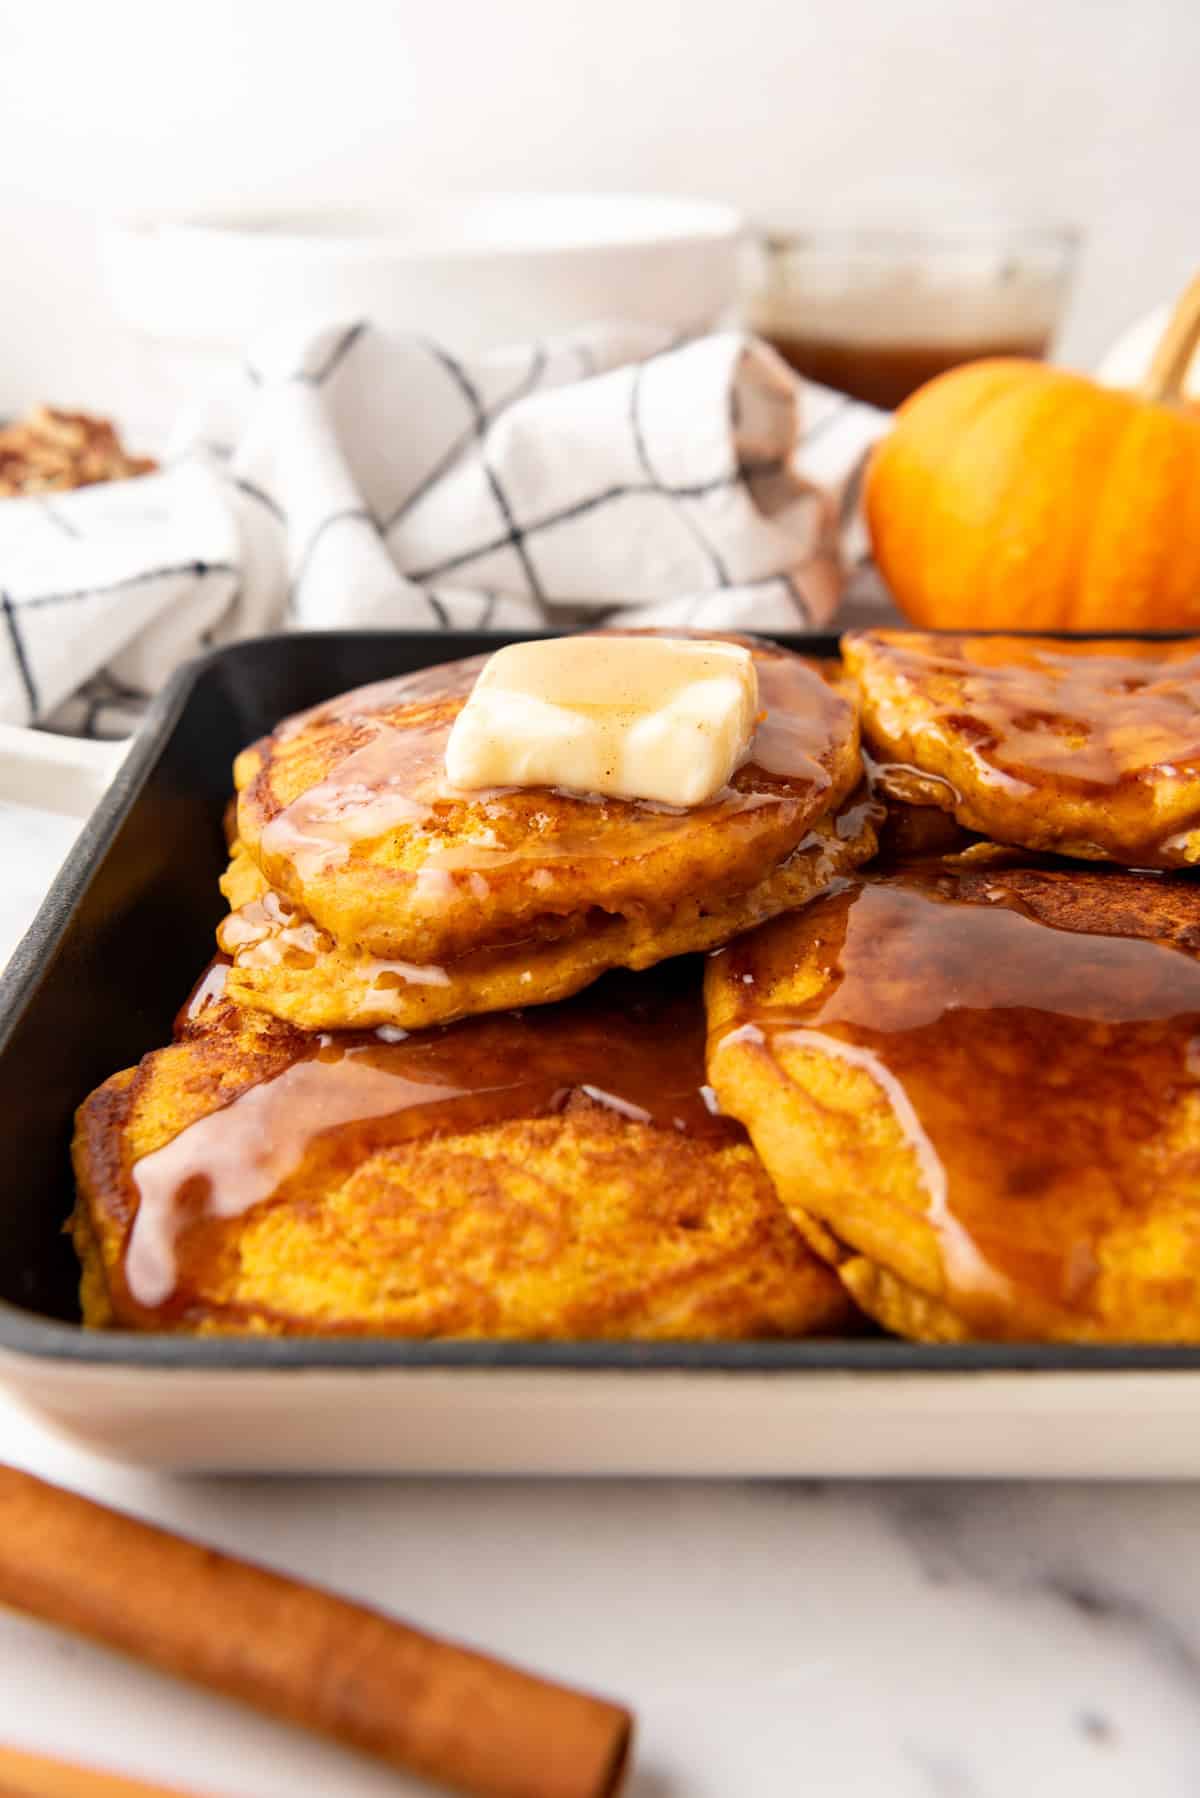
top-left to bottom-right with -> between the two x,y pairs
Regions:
444,636 -> 760,807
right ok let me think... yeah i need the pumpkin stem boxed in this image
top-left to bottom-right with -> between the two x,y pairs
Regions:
1141,271 -> 1200,405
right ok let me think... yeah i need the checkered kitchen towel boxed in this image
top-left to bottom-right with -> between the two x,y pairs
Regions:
0,320 -> 886,736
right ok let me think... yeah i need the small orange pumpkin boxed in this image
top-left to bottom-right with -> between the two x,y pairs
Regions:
865,272 -> 1200,630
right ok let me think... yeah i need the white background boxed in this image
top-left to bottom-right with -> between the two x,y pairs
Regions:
1,0 -> 1197,427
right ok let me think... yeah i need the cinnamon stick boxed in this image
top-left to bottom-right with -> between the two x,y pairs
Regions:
0,1465 -> 632,1798
0,1743 -> 208,1798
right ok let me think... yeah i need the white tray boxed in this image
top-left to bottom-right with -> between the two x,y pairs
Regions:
0,725 -> 126,968
2,714 -> 1197,1481
5,1353 -> 1200,1479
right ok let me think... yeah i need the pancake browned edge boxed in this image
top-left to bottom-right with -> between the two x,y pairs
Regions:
844,629 -> 1200,868
705,860 -> 1200,1344
218,637 -> 878,1030
218,791 -> 879,1032
72,960 -> 856,1340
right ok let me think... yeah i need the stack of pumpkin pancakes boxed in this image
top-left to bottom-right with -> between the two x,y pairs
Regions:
72,636 -> 876,1339
73,629 -> 1200,1344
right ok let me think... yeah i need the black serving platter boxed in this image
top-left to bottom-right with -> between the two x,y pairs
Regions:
2,627 -> 1198,1374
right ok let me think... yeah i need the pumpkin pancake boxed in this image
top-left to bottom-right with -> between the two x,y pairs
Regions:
72,958 -> 854,1340
217,789 -> 879,1031
705,860 -> 1200,1343
219,635 -> 877,1029
844,629 -> 1200,868
233,637 -> 866,968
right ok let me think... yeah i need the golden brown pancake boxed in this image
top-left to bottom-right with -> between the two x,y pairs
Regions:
233,637 -> 866,967
705,860 -> 1200,1343
844,629 -> 1200,868
72,959 -> 854,1339
217,792 -> 880,1031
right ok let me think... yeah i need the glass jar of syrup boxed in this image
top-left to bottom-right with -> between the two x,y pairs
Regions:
744,223 -> 1079,410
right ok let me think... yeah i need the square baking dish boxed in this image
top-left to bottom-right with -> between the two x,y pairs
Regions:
2,628 -> 1199,1479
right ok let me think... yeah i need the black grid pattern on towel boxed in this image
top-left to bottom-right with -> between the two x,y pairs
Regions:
238,331 -> 557,619
245,321 -> 367,390
8,323 -> 855,736
630,358 -> 730,591
12,560 -> 237,612
1,590 -> 37,716
404,458 -> 787,586
284,510 -> 449,630
214,327 -> 825,630
422,341 -> 548,604
387,337 -> 821,623
382,339 -> 548,536
0,560 -> 237,727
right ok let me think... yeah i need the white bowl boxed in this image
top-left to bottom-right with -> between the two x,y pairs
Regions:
102,194 -> 745,441
104,193 -> 744,351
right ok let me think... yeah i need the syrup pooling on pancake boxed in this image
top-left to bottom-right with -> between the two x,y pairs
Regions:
275,656 -> 487,740
231,793 -> 885,982
125,964 -> 738,1312
845,631 -> 1200,867
710,866 -> 1200,1333
855,634 -> 1200,792
176,958 -> 230,1030
220,890 -> 452,988
254,647 -> 849,889
217,790 -> 882,1032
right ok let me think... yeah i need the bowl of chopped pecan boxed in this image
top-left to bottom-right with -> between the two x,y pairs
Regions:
0,406 -> 156,499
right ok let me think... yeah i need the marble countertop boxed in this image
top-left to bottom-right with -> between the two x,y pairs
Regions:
1,759 -> 1197,1798
4,1391 -> 1198,1798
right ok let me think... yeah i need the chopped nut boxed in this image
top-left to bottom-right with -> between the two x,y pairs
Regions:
0,406 -> 156,498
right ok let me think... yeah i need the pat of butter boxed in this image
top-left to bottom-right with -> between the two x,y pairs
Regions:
444,636 -> 760,807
